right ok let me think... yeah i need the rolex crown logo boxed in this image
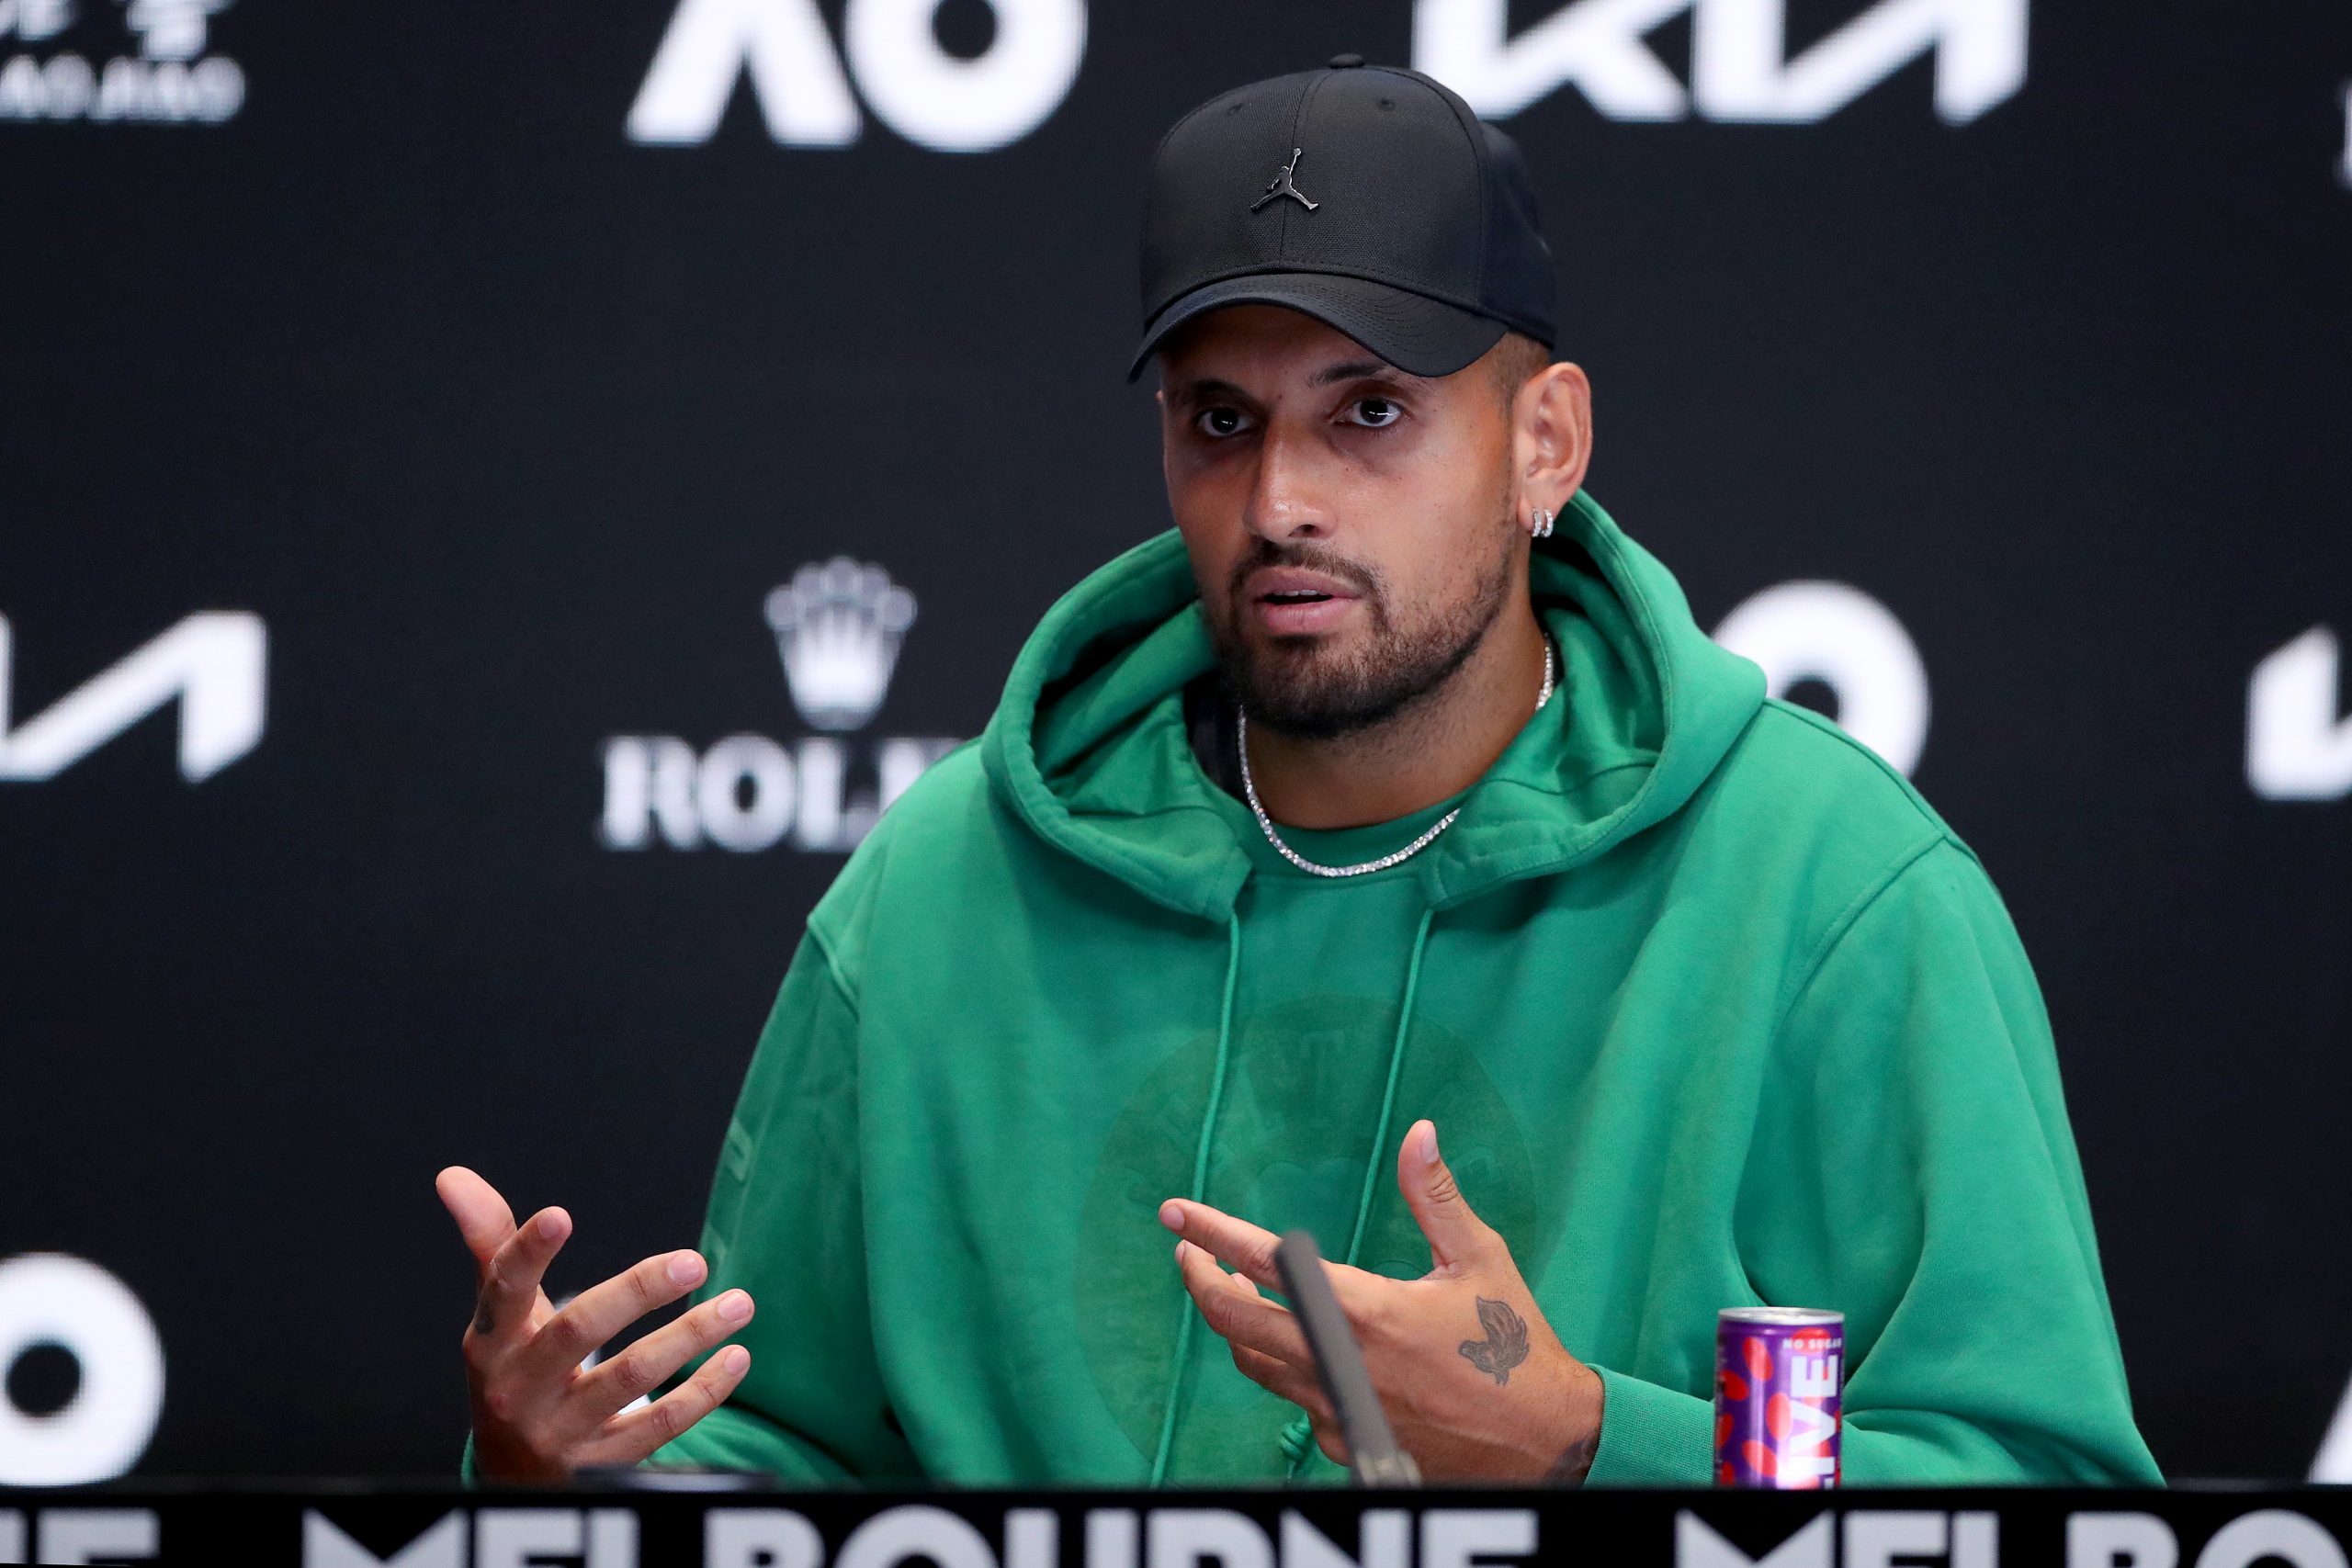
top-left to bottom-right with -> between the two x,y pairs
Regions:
763,558 -> 917,732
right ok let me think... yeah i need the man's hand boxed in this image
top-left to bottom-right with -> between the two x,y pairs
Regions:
1160,1119 -> 1603,1483
435,1167 -> 756,1483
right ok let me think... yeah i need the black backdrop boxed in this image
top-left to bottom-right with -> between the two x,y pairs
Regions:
2,0 -> 2347,1487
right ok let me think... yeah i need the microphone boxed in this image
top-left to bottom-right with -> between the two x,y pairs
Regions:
1274,1230 -> 1421,1487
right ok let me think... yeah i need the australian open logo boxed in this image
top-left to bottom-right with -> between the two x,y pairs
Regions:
0,0 -> 245,126
598,559 -> 959,854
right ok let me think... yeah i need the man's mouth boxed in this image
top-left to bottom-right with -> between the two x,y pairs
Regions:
1243,567 -> 1363,634
1246,567 -> 1358,602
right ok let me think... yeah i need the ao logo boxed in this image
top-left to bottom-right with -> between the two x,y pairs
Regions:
628,0 -> 1086,151
600,558 -> 961,854
0,612 -> 266,783
1713,602 -> 2352,803
0,1254 -> 165,1486
1713,582 -> 1930,777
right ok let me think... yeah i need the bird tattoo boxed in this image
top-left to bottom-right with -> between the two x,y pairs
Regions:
1458,1295 -> 1532,1385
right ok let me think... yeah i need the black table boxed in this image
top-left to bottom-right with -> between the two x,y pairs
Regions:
1,1479 -> 2345,1565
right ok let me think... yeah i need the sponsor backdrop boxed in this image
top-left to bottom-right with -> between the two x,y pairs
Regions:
1,0 -> 2346,1489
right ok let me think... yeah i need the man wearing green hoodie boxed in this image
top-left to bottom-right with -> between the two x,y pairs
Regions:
438,59 -> 2161,1489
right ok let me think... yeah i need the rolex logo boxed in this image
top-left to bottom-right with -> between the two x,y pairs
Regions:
1251,146 -> 1319,212
600,556 -> 954,855
763,558 -> 917,732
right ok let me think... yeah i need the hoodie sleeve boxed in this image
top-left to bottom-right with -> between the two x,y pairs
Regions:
645,925 -> 922,1483
1584,836 -> 2162,1486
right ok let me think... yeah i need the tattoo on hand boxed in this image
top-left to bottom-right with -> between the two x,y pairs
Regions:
1457,1296 -> 1532,1385
1546,1428 -> 1600,1485
472,1292 -> 495,1337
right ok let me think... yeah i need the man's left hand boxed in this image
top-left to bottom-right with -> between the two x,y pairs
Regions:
1160,1117 -> 1603,1483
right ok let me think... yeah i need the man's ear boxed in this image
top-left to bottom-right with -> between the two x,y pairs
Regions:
1513,361 -> 1594,518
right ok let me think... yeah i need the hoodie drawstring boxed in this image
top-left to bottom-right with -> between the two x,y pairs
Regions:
1148,912 -> 1244,1487
1277,907 -> 1436,1477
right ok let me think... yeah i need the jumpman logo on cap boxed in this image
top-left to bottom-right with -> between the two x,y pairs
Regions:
1251,147 -> 1319,212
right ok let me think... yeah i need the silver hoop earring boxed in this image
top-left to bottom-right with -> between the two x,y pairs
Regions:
1531,506 -> 1554,539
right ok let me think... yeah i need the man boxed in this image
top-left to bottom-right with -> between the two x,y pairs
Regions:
437,58 -> 2162,1487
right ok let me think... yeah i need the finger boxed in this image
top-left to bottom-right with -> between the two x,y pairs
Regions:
1176,1238 -> 1310,1362
473,1206 -> 571,1343
1234,1343 -> 1330,1418
1396,1119 -> 1499,1272
1234,1258 -> 1386,1321
565,1287 -> 755,1430
523,1248 -> 707,1378
1311,1409 -> 1351,1467
1159,1199 -> 1285,1292
436,1167 -> 518,1272
580,1345 -> 752,1467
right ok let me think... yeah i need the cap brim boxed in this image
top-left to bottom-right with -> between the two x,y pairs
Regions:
1126,273 -> 1508,383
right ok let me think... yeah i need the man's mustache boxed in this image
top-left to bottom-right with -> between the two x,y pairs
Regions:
1225,542 -> 1384,604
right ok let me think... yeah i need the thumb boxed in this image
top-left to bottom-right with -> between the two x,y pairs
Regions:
1396,1120 -> 1497,1273
435,1166 -> 517,1271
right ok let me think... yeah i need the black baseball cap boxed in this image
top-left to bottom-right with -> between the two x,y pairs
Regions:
1128,54 -> 1556,383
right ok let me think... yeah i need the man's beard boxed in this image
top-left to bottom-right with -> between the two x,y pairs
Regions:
1208,521 -> 1517,742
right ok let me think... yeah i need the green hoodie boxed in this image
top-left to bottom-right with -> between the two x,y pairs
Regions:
651,490 -> 2161,1487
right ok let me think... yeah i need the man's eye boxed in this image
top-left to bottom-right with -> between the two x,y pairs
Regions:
1193,407 -> 1250,438
1348,397 -> 1402,428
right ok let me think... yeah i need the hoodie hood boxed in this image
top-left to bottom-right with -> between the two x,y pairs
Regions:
980,490 -> 1768,919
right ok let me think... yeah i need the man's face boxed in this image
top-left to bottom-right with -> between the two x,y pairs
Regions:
1157,304 -> 1521,740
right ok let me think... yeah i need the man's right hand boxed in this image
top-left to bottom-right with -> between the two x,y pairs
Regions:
435,1166 -> 756,1483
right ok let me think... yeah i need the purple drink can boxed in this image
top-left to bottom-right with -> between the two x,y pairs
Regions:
1714,1307 -> 1843,1488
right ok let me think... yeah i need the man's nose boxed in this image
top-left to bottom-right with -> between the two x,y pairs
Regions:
1240,424 -> 1330,543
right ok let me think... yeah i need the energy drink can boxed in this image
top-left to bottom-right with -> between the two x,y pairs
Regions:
1713,1307 -> 1844,1488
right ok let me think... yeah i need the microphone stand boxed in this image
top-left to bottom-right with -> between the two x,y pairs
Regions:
1274,1230 -> 1421,1487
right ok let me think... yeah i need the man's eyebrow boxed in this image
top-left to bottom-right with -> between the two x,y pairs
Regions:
1308,358 -> 1404,387
1166,376 -> 1250,410
1169,360 -> 1417,407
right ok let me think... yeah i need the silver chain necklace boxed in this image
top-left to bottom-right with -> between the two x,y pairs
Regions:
1236,633 -> 1556,879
